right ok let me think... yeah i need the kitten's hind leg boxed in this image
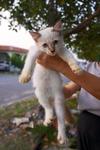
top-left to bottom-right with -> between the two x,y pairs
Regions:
54,93 -> 67,144
36,92 -> 54,126
41,100 -> 54,126
44,106 -> 54,126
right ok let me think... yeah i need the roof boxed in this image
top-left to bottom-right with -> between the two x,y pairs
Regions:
0,45 -> 28,54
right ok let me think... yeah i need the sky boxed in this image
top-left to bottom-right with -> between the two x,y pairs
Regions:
0,12 -> 34,49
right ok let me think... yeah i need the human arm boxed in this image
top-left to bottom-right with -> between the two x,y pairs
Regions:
37,54 -> 100,99
63,81 -> 80,99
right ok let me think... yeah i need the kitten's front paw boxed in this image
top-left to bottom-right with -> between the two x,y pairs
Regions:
70,63 -> 82,74
57,132 -> 67,144
19,72 -> 31,83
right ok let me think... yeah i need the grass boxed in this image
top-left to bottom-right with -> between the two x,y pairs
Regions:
0,98 -> 38,150
0,98 -> 37,119
0,134 -> 34,150
66,98 -> 78,109
0,98 -> 77,150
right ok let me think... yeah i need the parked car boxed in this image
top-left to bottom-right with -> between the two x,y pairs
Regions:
10,65 -> 21,74
0,61 -> 10,71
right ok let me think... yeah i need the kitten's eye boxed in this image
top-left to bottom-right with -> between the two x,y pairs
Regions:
53,40 -> 58,45
42,43 -> 48,48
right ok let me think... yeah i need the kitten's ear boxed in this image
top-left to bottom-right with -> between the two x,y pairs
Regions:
29,31 -> 41,41
53,20 -> 62,32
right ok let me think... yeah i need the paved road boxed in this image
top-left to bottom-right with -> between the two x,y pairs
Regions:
0,74 -> 34,107
0,73 -> 70,107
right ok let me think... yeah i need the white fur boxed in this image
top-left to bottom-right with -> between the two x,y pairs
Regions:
19,27 -> 81,144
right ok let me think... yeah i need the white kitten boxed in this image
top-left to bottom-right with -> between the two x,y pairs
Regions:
19,21 -> 80,144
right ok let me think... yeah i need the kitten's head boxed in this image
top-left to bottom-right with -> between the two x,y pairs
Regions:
30,21 -> 63,56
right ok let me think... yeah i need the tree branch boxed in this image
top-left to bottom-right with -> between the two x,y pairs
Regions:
64,7 -> 100,38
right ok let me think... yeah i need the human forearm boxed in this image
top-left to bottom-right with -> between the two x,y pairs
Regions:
61,62 -> 100,99
63,82 -> 80,99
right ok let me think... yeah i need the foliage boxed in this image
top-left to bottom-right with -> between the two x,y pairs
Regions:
0,53 -> 10,62
66,98 -> 77,109
27,124 -> 56,143
10,53 -> 24,69
0,0 -> 100,60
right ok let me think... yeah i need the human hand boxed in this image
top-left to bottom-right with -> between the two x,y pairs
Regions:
37,52 -> 70,73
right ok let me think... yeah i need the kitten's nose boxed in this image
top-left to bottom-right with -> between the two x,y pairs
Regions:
51,49 -> 55,53
49,44 -> 55,53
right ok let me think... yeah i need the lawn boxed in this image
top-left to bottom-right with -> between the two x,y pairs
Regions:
0,98 -> 78,150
